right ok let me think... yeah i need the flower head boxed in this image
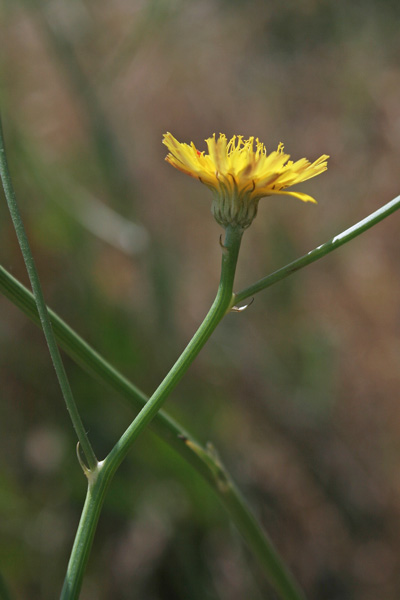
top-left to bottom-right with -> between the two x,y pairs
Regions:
163,132 -> 329,229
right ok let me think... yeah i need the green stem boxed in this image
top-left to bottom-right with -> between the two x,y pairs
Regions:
3,195 -> 400,600
60,468 -> 110,600
60,195 -> 400,598
0,260 -> 307,600
234,194 -> 400,305
0,118 -> 97,471
60,225 -> 244,599
105,225 -> 243,473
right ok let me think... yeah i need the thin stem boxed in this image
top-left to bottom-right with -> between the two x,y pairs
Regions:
104,225 -> 243,473
60,467 -> 109,600
59,225 -> 245,599
234,195 -> 400,305
0,118 -> 97,471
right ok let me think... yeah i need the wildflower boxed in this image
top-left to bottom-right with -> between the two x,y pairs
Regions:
163,132 -> 328,229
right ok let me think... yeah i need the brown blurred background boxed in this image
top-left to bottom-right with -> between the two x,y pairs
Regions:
1,1 -> 400,599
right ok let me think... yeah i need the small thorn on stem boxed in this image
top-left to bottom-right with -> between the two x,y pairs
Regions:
76,442 -> 91,479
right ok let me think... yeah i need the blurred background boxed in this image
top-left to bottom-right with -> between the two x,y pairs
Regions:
1,1 -> 400,598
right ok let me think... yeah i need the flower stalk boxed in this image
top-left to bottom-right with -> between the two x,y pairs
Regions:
60,225 -> 244,599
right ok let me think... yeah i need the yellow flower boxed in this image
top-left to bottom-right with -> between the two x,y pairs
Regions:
163,132 -> 329,229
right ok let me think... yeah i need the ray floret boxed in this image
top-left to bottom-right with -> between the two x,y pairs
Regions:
163,132 -> 329,229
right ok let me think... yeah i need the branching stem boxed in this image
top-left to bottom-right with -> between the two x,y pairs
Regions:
234,195 -> 400,305
60,225 -> 246,599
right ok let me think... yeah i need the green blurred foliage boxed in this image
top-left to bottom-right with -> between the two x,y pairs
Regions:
1,0 -> 400,599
